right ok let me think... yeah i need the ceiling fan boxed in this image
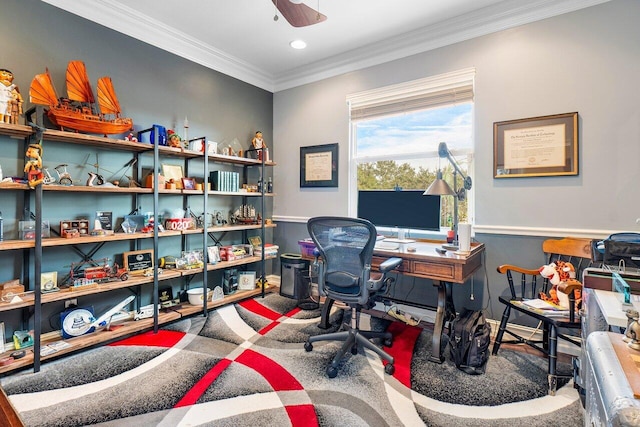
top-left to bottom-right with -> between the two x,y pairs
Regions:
272,0 -> 327,27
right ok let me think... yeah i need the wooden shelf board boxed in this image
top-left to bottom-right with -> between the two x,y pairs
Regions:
0,123 -> 33,138
0,283 -> 279,375
42,129 -> 153,152
43,185 -> 152,194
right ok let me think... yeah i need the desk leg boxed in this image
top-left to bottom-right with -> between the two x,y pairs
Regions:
318,298 -> 334,329
430,280 -> 456,363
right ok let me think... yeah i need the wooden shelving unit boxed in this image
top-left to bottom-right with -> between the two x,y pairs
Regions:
0,122 -> 277,375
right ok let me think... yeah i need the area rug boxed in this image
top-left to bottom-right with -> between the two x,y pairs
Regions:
1,293 -> 583,426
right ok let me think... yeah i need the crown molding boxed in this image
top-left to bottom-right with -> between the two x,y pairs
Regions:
42,0 -> 610,93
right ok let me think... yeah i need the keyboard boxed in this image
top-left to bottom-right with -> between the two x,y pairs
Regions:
374,241 -> 400,251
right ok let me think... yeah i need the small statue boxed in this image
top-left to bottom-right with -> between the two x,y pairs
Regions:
0,69 -> 23,125
251,131 -> 268,161
251,131 -> 266,150
24,143 -> 44,188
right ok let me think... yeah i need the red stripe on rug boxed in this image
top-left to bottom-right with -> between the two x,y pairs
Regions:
384,322 -> 422,388
174,358 -> 233,408
109,330 -> 186,348
239,298 -> 283,321
258,322 -> 279,335
236,348 -> 303,391
286,404 -> 319,427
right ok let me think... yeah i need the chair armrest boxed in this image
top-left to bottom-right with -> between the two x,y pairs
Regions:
497,264 -> 540,276
557,279 -> 582,295
379,257 -> 403,273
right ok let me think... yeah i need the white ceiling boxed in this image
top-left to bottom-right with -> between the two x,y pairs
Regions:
42,0 -> 609,93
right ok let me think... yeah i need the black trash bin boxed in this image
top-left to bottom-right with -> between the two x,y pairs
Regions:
280,253 -> 309,300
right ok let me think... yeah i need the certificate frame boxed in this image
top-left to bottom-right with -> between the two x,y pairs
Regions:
493,112 -> 578,178
123,249 -> 154,273
300,143 -> 339,187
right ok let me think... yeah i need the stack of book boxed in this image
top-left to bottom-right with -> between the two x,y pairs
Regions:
254,243 -> 279,259
210,170 -> 240,192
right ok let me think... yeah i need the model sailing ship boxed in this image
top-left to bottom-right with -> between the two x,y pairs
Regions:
29,60 -> 133,135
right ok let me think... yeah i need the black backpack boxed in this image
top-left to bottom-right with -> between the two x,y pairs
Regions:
448,309 -> 491,375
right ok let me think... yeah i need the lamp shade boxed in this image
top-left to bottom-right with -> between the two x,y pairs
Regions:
423,171 -> 454,196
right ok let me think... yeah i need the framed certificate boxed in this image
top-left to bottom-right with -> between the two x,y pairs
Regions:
300,143 -> 338,187
494,112 -> 578,178
123,249 -> 154,273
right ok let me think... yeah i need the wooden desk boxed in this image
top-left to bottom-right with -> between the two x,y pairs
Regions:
319,240 -> 485,363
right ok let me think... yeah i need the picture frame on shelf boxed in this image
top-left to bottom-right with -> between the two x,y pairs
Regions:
162,163 -> 184,188
123,249 -> 154,274
238,271 -> 257,291
207,245 -> 220,264
181,177 -> 196,190
41,271 -> 59,293
493,112 -> 578,178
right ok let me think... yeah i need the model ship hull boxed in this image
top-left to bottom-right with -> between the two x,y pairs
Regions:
45,103 -> 133,135
29,61 -> 133,136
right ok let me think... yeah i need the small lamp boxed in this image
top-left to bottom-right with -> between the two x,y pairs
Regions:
423,142 -> 472,249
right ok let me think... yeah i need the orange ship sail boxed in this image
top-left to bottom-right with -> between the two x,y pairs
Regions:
29,60 -> 133,136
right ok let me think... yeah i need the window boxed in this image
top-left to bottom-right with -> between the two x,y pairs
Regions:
347,68 -> 475,235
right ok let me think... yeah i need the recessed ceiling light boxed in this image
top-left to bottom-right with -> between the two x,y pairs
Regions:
290,40 -> 307,49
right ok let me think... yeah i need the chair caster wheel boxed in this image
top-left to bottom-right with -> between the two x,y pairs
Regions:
304,342 -> 313,352
327,366 -> 338,378
384,338 -> 393,347
351,345 -> 358,355
384,363 -> 395,375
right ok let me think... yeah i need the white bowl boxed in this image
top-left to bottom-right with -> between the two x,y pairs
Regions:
187,288 -> 212,305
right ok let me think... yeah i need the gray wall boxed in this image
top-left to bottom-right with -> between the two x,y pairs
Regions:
272,0 -> 640,321
0,0 -> 273,334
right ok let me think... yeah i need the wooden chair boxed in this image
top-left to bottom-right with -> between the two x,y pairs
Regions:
492,237 -> 594,395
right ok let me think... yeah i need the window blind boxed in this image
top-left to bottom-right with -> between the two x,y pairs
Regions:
347,68 -> 475,122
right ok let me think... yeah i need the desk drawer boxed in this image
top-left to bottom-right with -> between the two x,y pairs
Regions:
372,256 -> 410,273
413,260 -> 455,280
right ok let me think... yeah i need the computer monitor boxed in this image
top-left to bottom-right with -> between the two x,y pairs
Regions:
357,190 -> 441,231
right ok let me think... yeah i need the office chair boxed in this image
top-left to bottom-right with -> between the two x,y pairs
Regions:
303,216 -> 402,378
492,237 -> 595,395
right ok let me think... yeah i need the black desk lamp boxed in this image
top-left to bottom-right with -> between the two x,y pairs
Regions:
423,142 -> 472,249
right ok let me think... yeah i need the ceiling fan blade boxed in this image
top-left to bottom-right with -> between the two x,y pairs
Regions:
272,0 -> 327,27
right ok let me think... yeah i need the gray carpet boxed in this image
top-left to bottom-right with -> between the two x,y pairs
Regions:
1,293 -> 583,426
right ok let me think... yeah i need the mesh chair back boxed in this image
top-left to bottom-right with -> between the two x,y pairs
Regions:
307,217 -> 377,305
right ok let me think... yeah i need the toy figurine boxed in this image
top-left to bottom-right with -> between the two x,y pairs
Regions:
0,69 -> 23,125
167,129 -> 183,148
252,131 -> 266,150
24,143 -> 44,188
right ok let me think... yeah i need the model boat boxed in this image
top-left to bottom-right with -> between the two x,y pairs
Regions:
29,60 -> 133,135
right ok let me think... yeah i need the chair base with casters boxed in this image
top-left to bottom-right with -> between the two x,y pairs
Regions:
491,237 -> 595,395
304,216 -> 402,379
304,304 -> 395,378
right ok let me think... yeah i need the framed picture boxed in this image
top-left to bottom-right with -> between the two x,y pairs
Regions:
123,249 -> 154,273
238,271 -> 257,290
493,112 -> 578,178
181,177 -> 196,190
248,235 -> 262,248
41,271 -> 59,293
300,143 -> 339,187
207,245 -> 220,264
162,164 -> 184,188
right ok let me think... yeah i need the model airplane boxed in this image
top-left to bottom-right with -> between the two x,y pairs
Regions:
62,295 -> 135,337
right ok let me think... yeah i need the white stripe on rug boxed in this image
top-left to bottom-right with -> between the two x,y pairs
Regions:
9,332 -> 198,412
173,392 -> 283,426
410,381 -> 579,419
217,304 -> 260,341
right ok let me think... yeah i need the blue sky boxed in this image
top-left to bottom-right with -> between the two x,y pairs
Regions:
355,103 -> 473,161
